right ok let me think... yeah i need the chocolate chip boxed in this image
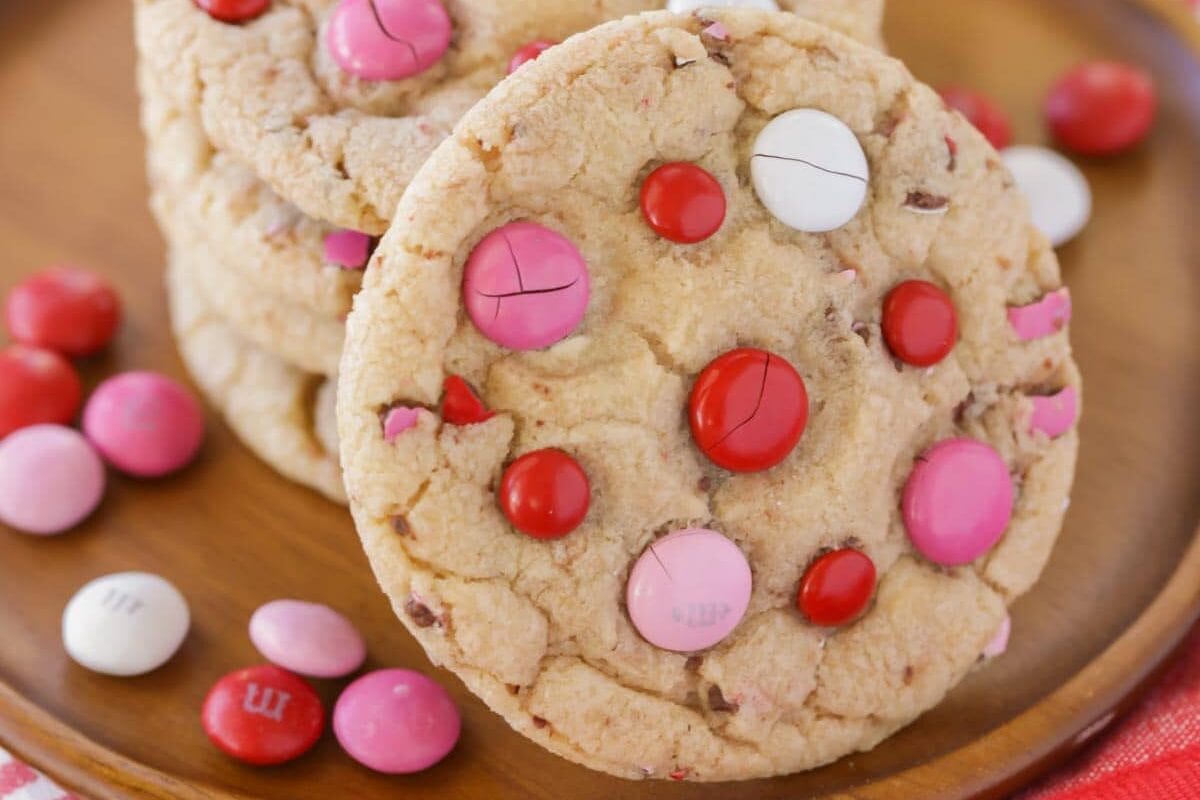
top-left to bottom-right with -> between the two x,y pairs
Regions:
684,655 -> 704,673
954,392 -> 976,424
904,191 -> 950,212
532,716 -> 549,729
707,685 -> 739,713
697,477 -> 712,494
709,51 -> 731,66
903,665 -> 915,685
852,322 -> 871,346
405,598 -> 437,628
507,684 -> 520,695
390,515 -> 410,535
669,768 -> 690,781
945,135 -> 958,172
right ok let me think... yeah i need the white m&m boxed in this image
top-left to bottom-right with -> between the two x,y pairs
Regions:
62,572 -> 190,677
751,109 -> 869,233
1002,146 -> 1092,247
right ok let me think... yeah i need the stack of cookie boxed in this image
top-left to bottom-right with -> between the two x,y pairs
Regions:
133,0 -> 886,504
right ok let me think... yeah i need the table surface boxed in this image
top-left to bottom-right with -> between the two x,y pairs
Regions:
1,1 -> 1199,799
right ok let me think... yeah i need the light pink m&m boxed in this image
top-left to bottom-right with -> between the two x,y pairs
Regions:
463,221 -> 590,351
249,600 -> 367,679
333,669 -> 461,773
82,371 -> 205,478
982,614 -> 1012,659
626,528 -> 752,652
0,425 -> 104,535
1008,288 -> 1072,341
903,439 -> 1014,566
1030,387 -> 1079,438
326,0 -> 451,82
323,229 -> 372,270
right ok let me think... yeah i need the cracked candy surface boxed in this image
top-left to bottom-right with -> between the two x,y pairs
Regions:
166,246 -> 346,504
338,10 -> 1079,782
133,0 -> 885,233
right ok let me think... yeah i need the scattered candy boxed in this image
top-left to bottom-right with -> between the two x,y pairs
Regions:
202,665 -> 325,766
327,0 -> 452,82
689,348 -> 808,473
751,108 -> 868,233
499,449 -> 590,539
797,548 -> 876,627
1030,386 -> 1079,439
508,40 -> 556,74
667,0 -> 778,12
62,571 -> 189,676
323,230 -> 373,270
462,221 -> 590,351
1002,146 -> 1092,247
5,267 -> 121,357
982,614 -> 1012,659
0,425 -> 104,535
1008,287 -> 1072,342
249,600 -> 367,679
626,528 -> 752,652
882,280 -> 958,367
1046,61 -> 1157,156
639,162 -> 726,244
441,375 -> 494,426
333,669 -> 460,773
193,0 -> 271,23
903,439 -> 1014,566
938,85 -> 1013,150
0,344 -> 82,438
82,372 -> 205,478
383,405 -> 423,441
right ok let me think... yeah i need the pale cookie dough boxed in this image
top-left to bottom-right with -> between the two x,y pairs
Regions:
166,250 -> 346,504
337,10 -> 1079,782
139,65 -> 362,319
133,0 -> 886,234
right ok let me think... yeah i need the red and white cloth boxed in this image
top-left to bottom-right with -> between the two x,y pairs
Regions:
0,748 -> 75,800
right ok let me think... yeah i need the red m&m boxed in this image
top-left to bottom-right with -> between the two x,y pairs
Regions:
441,375 -> 494,426
5,267 -> 121,357
640,163 -> 726,244
797,548 -> 876,627
508,40 -> 556,74
1046,61 -> 1157,156
499,449 -> 590,539
201,665 -> 325,766
689,348 -> 808,473
882,280 -> 958,367
0,345 -> 82,438
938,86 -> 1013,151
193,0 -> 271,23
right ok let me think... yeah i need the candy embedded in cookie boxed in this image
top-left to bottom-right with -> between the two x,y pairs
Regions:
462,221 -> 590,351
1008,288 -> 1072,341
508,40 -> 558,75
193,0 -> 270,24
640,162 -> 727,244
327,0 -> 452,81
626,528 -> 752,652
499,449 -> 591,539
882,280 -> 959,367
751,109 -> 869,232
797,548 -> 877,627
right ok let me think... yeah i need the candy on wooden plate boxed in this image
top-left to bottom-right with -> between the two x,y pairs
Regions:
1046,61 -> 1157,156
249,599 -> 367,679
203,664 -> 325,766
82,371 -> 205,478
0,344 -> 82,439
4,267 -> 121,357
62,572 -> 189,676
1002,146 -> 1092,248
333,669 -> 460,773
0,425 -> 104,535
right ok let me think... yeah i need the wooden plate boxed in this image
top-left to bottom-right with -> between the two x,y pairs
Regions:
1,0 -> 1198,797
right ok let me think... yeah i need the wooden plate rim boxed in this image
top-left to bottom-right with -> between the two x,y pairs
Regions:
0,2 -> 1197,798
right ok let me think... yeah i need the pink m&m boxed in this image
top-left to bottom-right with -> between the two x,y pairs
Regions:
0,425 -> 104,535
1030,387 -> 1079,439
982,614 -> 1012,659
249,600 -> 367,679
1008,288 -> 1072,342
326,0 -> 452,82
463,221 -> 590,351
626,528 -> 752,652
333,669 -> 461,773
323,229 -> 372,270
903,439 -> 1014,566
82,371 -> 205,478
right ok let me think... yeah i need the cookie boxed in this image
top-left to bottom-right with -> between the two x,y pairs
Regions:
134,0 -> 885,234
166,249 -> 345,503
139,65 -> 363,319
337,10 -> 1080,781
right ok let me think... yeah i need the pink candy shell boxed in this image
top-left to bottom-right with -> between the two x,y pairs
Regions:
902,439 -> 1015,567
326,0 -> 452,82
0,425 -> 105,535
1030,387 -> 1079,438
626,528 -> 752,653
982,614 -> 1012,659
249,600 -> 367,679
323,229 -> 372,270
383,406 -> 423,441
82,372 -> 205,478
333,669 -> 461,773
1008,288 -> 1072,341
462,221 -> 590,351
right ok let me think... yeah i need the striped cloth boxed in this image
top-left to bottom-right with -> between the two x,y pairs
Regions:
0,748 -> 75,800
